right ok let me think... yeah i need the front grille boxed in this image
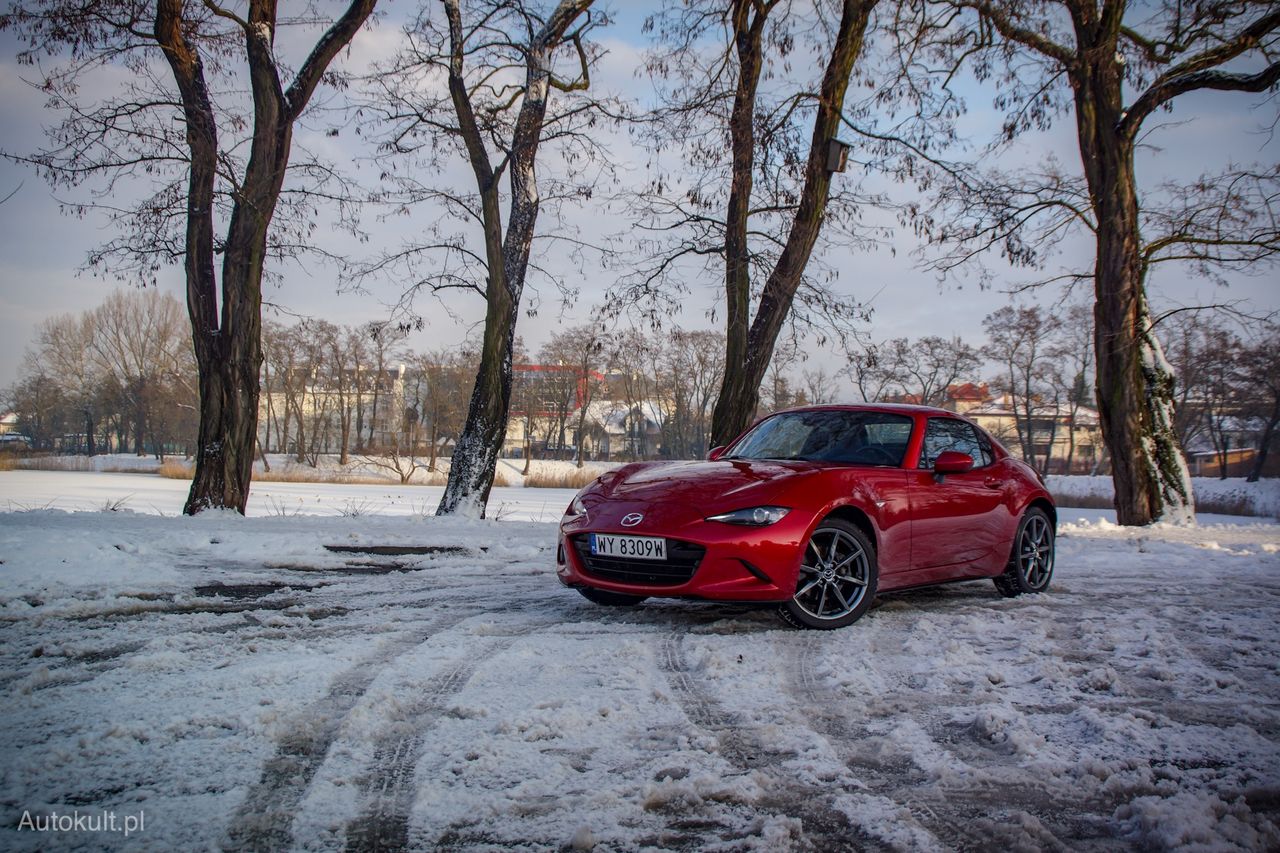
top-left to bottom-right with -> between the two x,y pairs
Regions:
571,535 -> 706,586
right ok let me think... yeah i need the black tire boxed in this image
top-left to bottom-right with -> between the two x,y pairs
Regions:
778,518 -> 878,630
994,507 -> 1055,598
577,587 -> 647,607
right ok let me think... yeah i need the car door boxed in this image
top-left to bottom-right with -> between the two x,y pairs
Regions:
909,417 -> 1008,573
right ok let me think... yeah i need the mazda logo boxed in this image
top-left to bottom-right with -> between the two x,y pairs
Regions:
620,512 -> 644,527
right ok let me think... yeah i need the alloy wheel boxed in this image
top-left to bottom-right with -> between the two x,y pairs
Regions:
1017,513 -> 1053,589
793,526 -> 871,622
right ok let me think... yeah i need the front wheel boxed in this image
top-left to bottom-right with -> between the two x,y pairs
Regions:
577,587 -> 647,607
778,519 -> 878,630
994,507 -> 1055,597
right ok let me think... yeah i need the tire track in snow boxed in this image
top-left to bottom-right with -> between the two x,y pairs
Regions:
783,633 -> 948,852
222,578 -> 563,853
341,628 -> 544,852
781,625 -> 1091,850
655,633 -> 857,850
222,610 -> 475,853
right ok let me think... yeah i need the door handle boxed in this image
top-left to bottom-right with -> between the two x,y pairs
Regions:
983,477 -> 1005,489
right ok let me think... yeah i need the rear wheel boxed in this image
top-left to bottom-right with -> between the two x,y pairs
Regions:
577,587 -> 647,607
994,507 -> 1055,597
778,519 -> 877,630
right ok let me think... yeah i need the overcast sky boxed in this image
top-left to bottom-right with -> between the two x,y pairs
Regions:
1,2 -> 1276,397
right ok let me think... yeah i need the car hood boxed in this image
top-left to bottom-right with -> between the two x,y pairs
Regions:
593,459 -> 818,507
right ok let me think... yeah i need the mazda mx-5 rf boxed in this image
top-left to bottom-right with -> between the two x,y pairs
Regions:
556,404 -> 1056,629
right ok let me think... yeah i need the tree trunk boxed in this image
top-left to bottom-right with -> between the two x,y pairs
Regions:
437,0 -> 590,516
1064,410 -> 1077,474
429,420 -> 439,472
1246,403 -> 1278,483
339,406 -> 351,467
436,196 -> 515,515
709,0 -> 876,446
293,398 -> 306,464
1071,35 -> 1193,526
155,0 -> 375,515
708,1 -> 767,449
132,378 -> 147,456
84,408 -> 96,457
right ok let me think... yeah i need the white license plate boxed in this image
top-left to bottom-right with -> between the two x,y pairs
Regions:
590,533 -> 667,561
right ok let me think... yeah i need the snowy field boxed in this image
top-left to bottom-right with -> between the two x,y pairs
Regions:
0,469 -> 577,523
1,472 -> 1279,850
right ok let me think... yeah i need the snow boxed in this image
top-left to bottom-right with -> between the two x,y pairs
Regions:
1049,474 -> 1280,520
0,470 -> 576,523
1,473 -> 1279,849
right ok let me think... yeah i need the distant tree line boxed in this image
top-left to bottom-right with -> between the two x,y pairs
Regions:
8,290 -> 1277,484
8,289 -> 196,457
1165,315 -> 1280,483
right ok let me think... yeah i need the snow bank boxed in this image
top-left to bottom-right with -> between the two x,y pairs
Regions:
1049,475 -> 1280,519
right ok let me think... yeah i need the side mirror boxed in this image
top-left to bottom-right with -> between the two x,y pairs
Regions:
707,445 -> 726,461
933,451 -> 974,475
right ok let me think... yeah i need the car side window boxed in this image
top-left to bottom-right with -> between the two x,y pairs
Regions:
920,418 -> 986,469
975,430 -> 995,467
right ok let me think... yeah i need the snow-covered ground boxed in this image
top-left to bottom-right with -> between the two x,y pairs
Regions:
1,473 -> 1279,850
1048,475 -> 1280,520
0,470 -> 576,523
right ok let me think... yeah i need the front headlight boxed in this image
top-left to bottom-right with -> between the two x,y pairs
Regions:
705,506 -> 790,526
564,494 -> 589,521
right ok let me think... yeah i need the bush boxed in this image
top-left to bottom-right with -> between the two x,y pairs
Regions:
524,468 -> 602,489
157,460 -> 194,480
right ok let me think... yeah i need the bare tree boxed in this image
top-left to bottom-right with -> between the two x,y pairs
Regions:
655,329 -> 726,458
848,335 -> 979,406
27,313 -> 102,455
850,338 -> 910,403
364,0 -> 608,516
761,337 -> 803,415
1236,325 -> 1280,483
622,0 -> 883,447
608,329 -> 660,461
363,322 -> 409,450
541,325 -> 609,467
1047,301 -> 1094,473
1165,310 -> 1214,454
89,289 -> 192,457
922,0 -> 1280,524
1163,310 -> 1253,478
983,306 -> 1061,472
16,289 -> 198,456
802,366 -> 838,406
3,0 -> 377,512
7,372 -> 71,451
322,324 -> 369,466
901,335 -> 982,408
412,347 -> 471,473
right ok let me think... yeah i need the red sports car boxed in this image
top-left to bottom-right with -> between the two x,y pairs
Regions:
556,404 -> 1056,629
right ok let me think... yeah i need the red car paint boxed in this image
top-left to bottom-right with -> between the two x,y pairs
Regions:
556,403 -> 1055,603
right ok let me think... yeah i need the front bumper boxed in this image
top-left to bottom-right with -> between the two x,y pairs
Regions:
555,514 -> 808,602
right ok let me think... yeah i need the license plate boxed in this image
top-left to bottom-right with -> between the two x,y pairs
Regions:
590,533 -> 667,561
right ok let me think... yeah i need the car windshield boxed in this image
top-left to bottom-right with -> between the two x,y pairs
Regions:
725,410 -> 913,466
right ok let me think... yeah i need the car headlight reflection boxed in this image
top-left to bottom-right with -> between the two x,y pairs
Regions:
564,494 -> 589,521
706,506 -> 790,526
